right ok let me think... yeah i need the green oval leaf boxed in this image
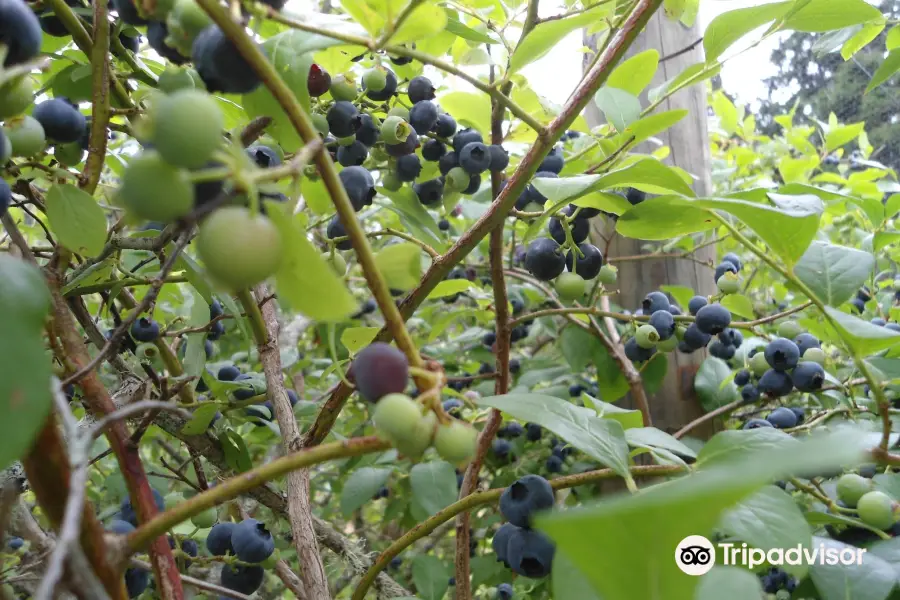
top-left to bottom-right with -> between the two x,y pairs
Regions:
46,184 -> 108,257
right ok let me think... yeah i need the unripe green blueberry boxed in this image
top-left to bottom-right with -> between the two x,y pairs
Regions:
4,116 -> 46,157
393,410 -> 437,460
196,207 -> 283,290
337,135 -> 357,147
55,142 -> 85,166
750,351 -> 770,376
381,116 -> 411,145
157,67 -> 196,94
321,252 -> 347,274
836,473 -> 873,508
433,420 -> 478,467
135,342 -> 161,365
857,490 -> 899,530
311,113 -> 329,136
597,264 -> 617,285
635,324 -> 659,349
777,320 -> 804,339
774,591 -> 790,600
362,68 -> 387,93
191,506 -> 218,528
330,74 -> 358,102
555,272 -> 586,301
120,151 -> 194,222
381,172 -> 403,192
151,89 -> 224,169
0,76 -> 36,120
657,335 -> 678,352
716,272 -> 740,294
445,167 -> 470,192
372,393 -> 423,444
388,106 -> 410,120
803,347 -> 826,365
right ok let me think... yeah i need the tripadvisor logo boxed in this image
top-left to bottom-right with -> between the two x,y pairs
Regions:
675,536 -> 867,576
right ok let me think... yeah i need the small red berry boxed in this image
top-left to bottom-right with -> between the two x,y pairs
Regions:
307,64 -> 332,97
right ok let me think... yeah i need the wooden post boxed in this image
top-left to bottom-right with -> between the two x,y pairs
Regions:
584,14 -> 717,437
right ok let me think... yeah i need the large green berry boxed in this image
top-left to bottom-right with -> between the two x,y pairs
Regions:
381,116 -> 411,145
55,142 -> 86,166
433,420 -> 478,467
157,67 -> 196,94
311,113 -> 329,136
3,116 -> 46,157
152,90 -> 223,169
165,0 -> 212,55
803,347 -> 826,365
381,172 -> 402,192
635,324 -> 659,349
371,393 -> 423,443
445,167 -> 470,192
120,151 -> 194,222
0,255 -> 51,329
393,410 -> 436,459
0,76 -> 35,119
836,473 -> 873,508
857,491 -> 899,530
716,272 -> 740,294
191,507 -> 218,528
196,207 -> 283,290
555,272 -> 585,301
750,351 -> 770,376
321,252 -> 347,274
388,106 -> 410,120
597,264 -> 617,285
777,320 -> 804,339
362,68 -> 387,93
329,74 -> 357,102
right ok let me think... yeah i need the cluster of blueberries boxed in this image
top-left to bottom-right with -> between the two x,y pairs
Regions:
759,567 -> 798,598
205,518 -> 276,595
492,474 -> 556,579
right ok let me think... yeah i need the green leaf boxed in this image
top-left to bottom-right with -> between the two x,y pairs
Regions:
593,87 -> 641,133
607,49 -> 659,96
825,122 -> 866,151
866,535 -> 900,579
509,5 -> 611,73
585,396 -> 643,430
695,357 -> 739,412
594,159 -> 696,197
180,403 -> 220,436
340,327 -> 379,354
477,393 -> 632,479
560,326 -> 599,372
703,1 -> 792,62
45,184 -> 107,257
720,294 -> 755,320
696,567 -> 764,600
340,467 -> 393,516
623,109 -> 688,145
552,551 -> 602,600
220,429 -> 252,473
874,231 -> 900,252
266,204 -> 359,322
411,555 -> 449,600
660,285 -> 695,310
624,427 -> 697,459
823,306 -> 900,355
867,49 -> 900,93
438,91 -> 491,135
427,279 -> 474,299
444,17 -> 498,44
617,196 -> 716,240
641,353 -> 668,395
373,242 -> 423,291
719,486 -> 812,578
379,186 -> 443,247
648,62 -> 721,104
392,1 -> 448,44
182,286 -> 209,384
808,536 -> 895,600
410,461 -> 458,517
782,0 -> 884,33
886,193 -> 900,217
0,314 -> 53,472
694,194 -> 824,264
592,344 -> 630,402
534,429 -> 869,600
696,428 -> 798,468
794,242 -> 875,307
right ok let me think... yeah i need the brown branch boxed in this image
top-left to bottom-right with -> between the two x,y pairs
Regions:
254,283 -> 328,600
239,116 -> 273,147
80,0 -> 110,193
674,398 -> 743,439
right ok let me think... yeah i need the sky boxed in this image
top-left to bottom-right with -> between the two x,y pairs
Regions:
520,0 -> 780,106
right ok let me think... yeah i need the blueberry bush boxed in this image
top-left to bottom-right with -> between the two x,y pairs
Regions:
2,0 -> 900,598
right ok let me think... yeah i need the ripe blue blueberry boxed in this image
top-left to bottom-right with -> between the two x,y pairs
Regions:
695,303 -> 732,335
459,142 -> 492,174
523,238 -> 565,281
625,187 -> 645,205
125,566 -> 150,598
759,369 -> 793,398
525,423 -> 542,442
351,342 -> 409,402
339,165 -> 375,210
734,370 -> 751,387
386,129 -> 419,157
33,98 -> 86,144
497,582 -> 514,600
108,519 -> 135,534
714,261 -> 738,282
766,406 -> 798,429
7,536 -> 23,550
463,173 -> 481,195
452,128 -> 483,153
709,339 -> 735,360
246,145 -> 281,168
407,76 -> 435,104
422,139 -> 446,161
363,68 -> 397,101
548,214 -> 588,245
438,150 -> 459,175
538,146 -> 564,174
220,564 -> 265,594
413,177 -> 444,205
395,153 -> 422,182
624,337 -> 655,363
492,522 -> 518,566
688,295 -> 708,315
794,333 -> 820,356
0,0 -> 43,67
722,252 -> 742,271
719,328 -> 743,347
500,474 -> 555,527
326,101 -> 362,138
489,145 -> 509,172
191,25 -> 262,94
564,243 -> 603,279
642,291 -> 670,315
1,179 -> 12,217
231,518 -> 275,563
492,438 -> 512,460
433,113 -> 457,137
764,337 -> 800,371
355,114 -> 379,146
546,455 -> 563,473
337,140 -> 368,167
120,488 -> 165,525
740,384 -> 759,404
147,22 -> 188,65
793,361 -> 825,392
327,216 -> 352,250
506,527 -> 556,578
408,100 -> 439,134
206,522 -> 235,556
743,418 -> 773,430
682,324 -> 711,350
649,310 -> 676,341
